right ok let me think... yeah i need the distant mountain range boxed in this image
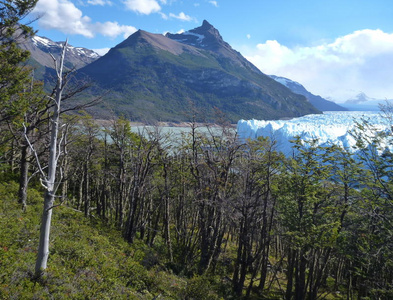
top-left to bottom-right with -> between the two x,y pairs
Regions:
340,92 -> 393,111
19,35 -> 99,80
21,20 -> 341,122
270,75 -> 347,111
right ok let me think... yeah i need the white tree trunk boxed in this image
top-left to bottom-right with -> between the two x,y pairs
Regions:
34,191 -> 55,274
34,103 -> 60,276
34,40 -> 67,278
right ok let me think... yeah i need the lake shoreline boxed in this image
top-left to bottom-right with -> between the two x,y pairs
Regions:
95,119 -> 237,129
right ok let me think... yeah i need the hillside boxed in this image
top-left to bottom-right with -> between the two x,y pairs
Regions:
78,21 -> 320,122
2,118 -> 392,299
0,182 -> 220,299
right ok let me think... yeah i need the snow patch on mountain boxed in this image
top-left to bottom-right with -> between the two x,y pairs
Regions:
237,111 -> 390,155
273,76 -> 302,88
183,31 -> 205,42
32,36 -> 56,47
32,36 -> 100,59
69,46 -> 100,59
167,31 -> 206,47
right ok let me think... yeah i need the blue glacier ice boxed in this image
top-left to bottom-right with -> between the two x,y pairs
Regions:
237,111 -> 391,155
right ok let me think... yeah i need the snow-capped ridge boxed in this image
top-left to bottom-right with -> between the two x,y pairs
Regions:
346,92 -> 374,104
21,35 -> 100,70
31,35 -> 100,59
32,36 -> 57,48
341,92 -> 393,111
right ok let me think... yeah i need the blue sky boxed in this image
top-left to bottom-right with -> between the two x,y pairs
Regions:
31,0 -> 393,102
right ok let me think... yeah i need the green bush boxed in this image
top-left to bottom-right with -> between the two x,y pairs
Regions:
184,275 -> 221,300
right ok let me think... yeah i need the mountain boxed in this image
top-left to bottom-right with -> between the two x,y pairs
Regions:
77,20 -> 320,122
341,92 -> 392,111
165,20 -> 260,72
19,35 -> 99,80
270,75 -> 347,111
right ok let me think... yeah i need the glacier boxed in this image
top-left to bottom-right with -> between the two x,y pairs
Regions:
237,111 -> 391,155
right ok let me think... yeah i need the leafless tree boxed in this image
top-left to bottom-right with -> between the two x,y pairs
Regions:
25,40 -> 69,278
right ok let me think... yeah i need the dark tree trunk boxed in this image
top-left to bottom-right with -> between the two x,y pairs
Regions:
18,143 -> 30,210
295,250 -> 307,300
285,249 -> 295,300
83,162 -> 89,217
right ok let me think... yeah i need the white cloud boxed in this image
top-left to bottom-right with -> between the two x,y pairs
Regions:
159,12 -> 169,20
168,12 -> 193,21
123,0 -> 161,14
87,0 -> 112,5
246,34 -> 251,39
33,0 -> 93,37
160,11 -> 194,22
209,1 -> 218,7
244,29 -> 393,101
93,22 -> 137,39
33,0 -> 136,39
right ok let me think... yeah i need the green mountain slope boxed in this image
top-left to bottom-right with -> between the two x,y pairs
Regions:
79,21 -> 320,122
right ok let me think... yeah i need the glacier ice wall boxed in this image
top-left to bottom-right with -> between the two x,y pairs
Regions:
237,112 -> 390,155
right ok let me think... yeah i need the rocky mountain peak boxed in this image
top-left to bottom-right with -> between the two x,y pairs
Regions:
346,92 -> 373,104
115,29 -> 202,56
165,20 -> 225,51
201,19 -> 214,30
193,20 -> 222,38
164,20 -> 259,72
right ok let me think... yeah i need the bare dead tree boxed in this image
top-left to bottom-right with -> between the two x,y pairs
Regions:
24,40 -> 69,278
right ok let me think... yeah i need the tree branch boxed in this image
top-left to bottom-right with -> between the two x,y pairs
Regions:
23,122 -> 47,180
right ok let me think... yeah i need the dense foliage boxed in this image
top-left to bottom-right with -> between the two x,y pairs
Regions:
0,181 -> 209,299
1,108 -> 393,298
0,0 -> 37,118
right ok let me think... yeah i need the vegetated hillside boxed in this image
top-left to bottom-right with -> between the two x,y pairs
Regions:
270,75 -> 347,111
2,115 -> 393,299
78,21 -> 320,122
0,182 -> 221,299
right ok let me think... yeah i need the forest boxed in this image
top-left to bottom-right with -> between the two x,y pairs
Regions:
1,1 -> 393,299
